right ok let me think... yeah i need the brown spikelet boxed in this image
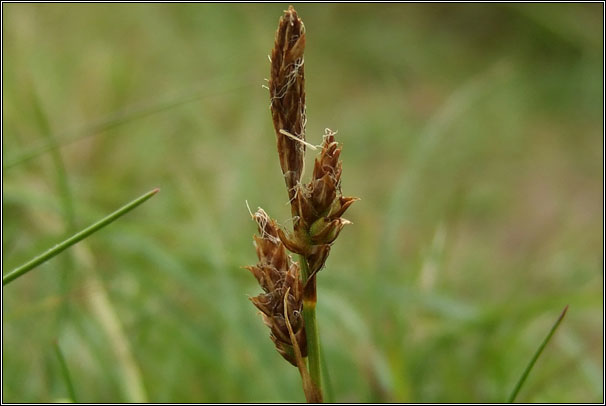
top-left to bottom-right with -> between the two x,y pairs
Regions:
269,6 -> 307,204
268,8 -> 356,278
286,129 -> 359,275
245,208 -> 307,365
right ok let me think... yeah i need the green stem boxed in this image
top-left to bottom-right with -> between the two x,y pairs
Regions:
54,341 -> 78,402
3,188 -> 159,286
320,341 -> 334,403
507,305 -> 569,403
299,254 -> 323,402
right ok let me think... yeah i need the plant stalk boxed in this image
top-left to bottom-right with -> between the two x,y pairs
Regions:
54,341 -> 78,403
3,188 -> 159,286
283,288 -> 320,403
507,305 -> 569,403
299,254 -> 323,402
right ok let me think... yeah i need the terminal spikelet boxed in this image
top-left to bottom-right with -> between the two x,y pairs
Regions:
269,6 -> 307,204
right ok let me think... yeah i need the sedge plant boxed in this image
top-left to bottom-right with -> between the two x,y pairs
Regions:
244,6 -> 357,403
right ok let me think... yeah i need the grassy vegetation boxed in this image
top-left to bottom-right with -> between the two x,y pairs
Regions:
2,3 -> 603,403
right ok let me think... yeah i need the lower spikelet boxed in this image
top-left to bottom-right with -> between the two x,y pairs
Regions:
245,208 -> 307,365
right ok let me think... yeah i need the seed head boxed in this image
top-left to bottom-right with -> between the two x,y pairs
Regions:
245,208 -> 307,365
278,130 -> 359,275
269,6 -> 307,204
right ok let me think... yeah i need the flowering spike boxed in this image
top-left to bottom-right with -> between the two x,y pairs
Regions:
269,6 -> 307,204
245,208 -> 307,365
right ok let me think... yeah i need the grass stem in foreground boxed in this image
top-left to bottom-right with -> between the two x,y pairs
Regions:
300,254 -> 323,401
507,305 -> 569,403
2,188 -> 159,286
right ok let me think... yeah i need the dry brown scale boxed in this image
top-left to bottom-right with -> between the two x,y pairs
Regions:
268,6 -> 307,204
245,209 -> 306,366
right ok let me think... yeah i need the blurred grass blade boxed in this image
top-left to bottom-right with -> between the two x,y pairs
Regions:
54,341 -> 78,403
3,83 -> 252,170
507,305 -> 569,403
2,188 -> 159,286
320,341 -> 335,403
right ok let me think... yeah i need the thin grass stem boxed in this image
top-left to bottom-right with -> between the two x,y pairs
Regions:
2,188 -> 159,286
3,83 -> 253,170
507,305 -> 569,403
299,254 -> 323,401
54,341 -> 78,403
284,287 -> 320,402
319,341 -> 334,403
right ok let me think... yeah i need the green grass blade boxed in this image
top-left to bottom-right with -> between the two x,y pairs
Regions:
320,341 -> 335,403
54,341 -> 78,402
28,80 -> 78,324
28,81 -> 76,231
2,83 -> 252,170
507,305 -> 569,403
2,188 -> 159,286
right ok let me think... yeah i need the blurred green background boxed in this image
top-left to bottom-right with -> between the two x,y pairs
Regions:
2,3 -> 603,403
